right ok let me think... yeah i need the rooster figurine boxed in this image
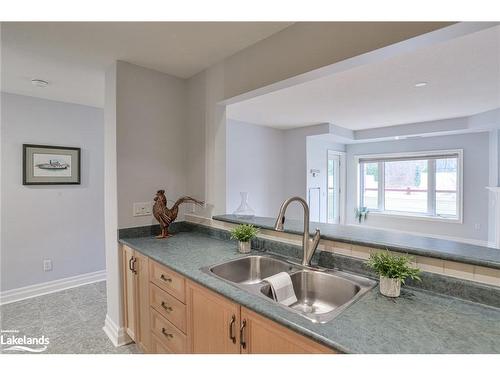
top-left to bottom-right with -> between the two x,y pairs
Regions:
153,190 -> 204,239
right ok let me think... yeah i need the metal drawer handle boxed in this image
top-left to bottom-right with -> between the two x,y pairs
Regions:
160,274 -> 172,282
128,257 -> 134,272
132,257 -> 137,275
161,328 -> 173,338
239,319 -> 247,349
229,314 -> 236,343
161,301 -> 173,312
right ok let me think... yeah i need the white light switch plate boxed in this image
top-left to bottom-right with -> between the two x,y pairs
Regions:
133,202 -> 152,217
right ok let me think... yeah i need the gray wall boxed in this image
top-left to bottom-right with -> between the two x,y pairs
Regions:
345,132 -> 490,242
226,121 -> 340,220
1,93 -> 105,291
226,120 -> 286,217
116,61 -> 189,229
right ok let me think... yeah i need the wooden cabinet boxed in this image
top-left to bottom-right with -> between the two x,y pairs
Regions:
122,245 -> 137,341
186,281 -> 240,353
150,333 -> 173,354
240,307 -> 335,354
121,245 -> 335,354
148,260 -> 189,353
121,245 -> 150,352
150,260 -> 186,303
150,283 -> 187,333
150,309 -> 187,353
134,251 -> 151,352
185,281 -> 334,354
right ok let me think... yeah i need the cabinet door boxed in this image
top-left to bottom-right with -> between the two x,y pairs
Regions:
134,251 -> 150,353
122,245 -> 137,341
186,281 -> 240,353
240,307 -> 335,354
150,333 -> 173,354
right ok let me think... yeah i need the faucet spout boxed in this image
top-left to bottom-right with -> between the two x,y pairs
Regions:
274,196 -> 321,266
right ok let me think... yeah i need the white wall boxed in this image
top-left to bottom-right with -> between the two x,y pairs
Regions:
186,72 -> 207,202
185,23 -> 451,217
488,130 -> 499,244
225,120 -> 494,243
101,22 -> 454,344
306,136 -> 346,223
345,132 -> 490,242
116,61 -> 189,229
281,126 -> 337,220
103,62 -> 193,343
221,22 -> 451,99
103,62 -> 124,344
226,120 -> 347,221
1,93 -> 105,291
226,120 -> 285,217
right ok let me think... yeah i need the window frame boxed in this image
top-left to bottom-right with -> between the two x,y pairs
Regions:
356,149 -> 463,223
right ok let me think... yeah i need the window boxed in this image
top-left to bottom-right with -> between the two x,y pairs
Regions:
358,150 -> 462,221
361,162 -> 379,210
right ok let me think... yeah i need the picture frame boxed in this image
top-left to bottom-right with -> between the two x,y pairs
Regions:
23,144 -> 81,185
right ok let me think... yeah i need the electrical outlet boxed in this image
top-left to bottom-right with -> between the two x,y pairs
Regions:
43,259 -> 52,272
474,223 -> 481,231
133,202 -> 152,217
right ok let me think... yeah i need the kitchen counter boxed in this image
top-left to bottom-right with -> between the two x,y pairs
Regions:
213,214 -> 500,270
119,231 -> 500,353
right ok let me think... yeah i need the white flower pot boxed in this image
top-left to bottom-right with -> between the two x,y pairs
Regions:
379,276 -> 401,297
238,241 -> 251,254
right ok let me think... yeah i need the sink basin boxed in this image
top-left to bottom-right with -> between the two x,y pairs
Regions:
202,254 -> 376,323
209,255 -> 297,285
260,269 -> 371,322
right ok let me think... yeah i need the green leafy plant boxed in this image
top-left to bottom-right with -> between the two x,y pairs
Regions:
230,224 -> 259,242
355,207 -> 369,223
366,251 -> 421,284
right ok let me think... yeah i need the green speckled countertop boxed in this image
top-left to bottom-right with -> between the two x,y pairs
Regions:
119,232 -> 500,354
213,215 -> 500,270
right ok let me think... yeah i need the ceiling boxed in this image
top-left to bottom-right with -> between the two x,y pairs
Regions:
227,25 -> 500,130
1,22 -> 292,107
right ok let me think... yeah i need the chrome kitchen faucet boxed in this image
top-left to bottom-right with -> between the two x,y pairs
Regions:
274,196 -> 321,266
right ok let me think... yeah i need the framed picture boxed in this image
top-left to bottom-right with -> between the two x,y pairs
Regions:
23,144 -> 81,185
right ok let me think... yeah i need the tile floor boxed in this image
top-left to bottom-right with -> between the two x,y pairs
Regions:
0,281 -> 138,354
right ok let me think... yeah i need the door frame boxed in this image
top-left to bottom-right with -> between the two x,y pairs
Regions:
327,150 -> 346,225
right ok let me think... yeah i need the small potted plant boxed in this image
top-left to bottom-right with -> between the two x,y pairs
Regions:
355,207 -> 369,223
230,224 -> 259,254
366,251 -> 421,297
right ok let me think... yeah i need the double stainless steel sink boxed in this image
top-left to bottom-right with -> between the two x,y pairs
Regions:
202,254 -> 376,323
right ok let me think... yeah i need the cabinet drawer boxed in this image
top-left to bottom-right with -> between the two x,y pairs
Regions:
150,283 -> 187,333
149,260 -> 186,303
150,333 -> 173,354
150,308 -> 187,353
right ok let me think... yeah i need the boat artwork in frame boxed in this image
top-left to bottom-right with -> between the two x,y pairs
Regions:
23,144 -> 81,185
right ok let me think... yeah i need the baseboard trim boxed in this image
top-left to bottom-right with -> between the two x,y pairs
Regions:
103,314 -> 132,347
0,270 -> 107,305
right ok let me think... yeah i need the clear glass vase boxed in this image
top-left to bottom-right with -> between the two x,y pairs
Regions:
233,192 -> 255,219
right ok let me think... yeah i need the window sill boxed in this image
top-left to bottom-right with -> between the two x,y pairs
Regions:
368,210 -> 462,224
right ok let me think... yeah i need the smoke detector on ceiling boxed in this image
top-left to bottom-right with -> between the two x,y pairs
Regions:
31,79 -> 49,88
